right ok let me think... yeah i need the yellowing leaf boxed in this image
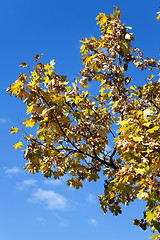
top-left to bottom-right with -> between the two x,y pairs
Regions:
147,74 -> 154,80
96,13 -> 107,26
9,127 -> 18,134
130,85 -> 136,91
29,78 -> 37,87
20,62 -> 27,67
147,126 -> 159,133
137,110 -> 143,115
99,87 -> 106,93
34,54 -> 40,62
157,11 -> 160,20
136,168 -> 145,174
13,142 -> 23,149
80,45 -> 87,55
143,122 -> 152,127
125,26 -> 132,30
112,101 -> 119,108
118,120 -> 128,125
133,137 -> 143,142
44,63 -> 51,70
26,105 -> 34,114
23,119 -> 35,128
135,61 -> 142,67
107,27 -> 112,34
75,96 -> 82,104
10,80 -> 23,95
43,76 -> 50,84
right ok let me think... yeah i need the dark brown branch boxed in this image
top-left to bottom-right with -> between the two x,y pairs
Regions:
149,99 -> 160,112
37,89 -> 118,170
109,148 -> 118,170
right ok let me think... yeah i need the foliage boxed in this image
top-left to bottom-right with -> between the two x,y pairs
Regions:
8,6 -> 160,239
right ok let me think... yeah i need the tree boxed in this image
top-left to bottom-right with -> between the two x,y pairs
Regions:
7,6 -> 160,239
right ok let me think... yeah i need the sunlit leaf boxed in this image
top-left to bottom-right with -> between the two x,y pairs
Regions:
20,62 -> 27,67
147,126 -> 159,133
157,11 -> 160,20
34,54 -> 40,62
133,137 -> 143,142
9,127 -> 18,134
13,142 -> 23,149
147,74 -> 154,80
23,119 -> 35,128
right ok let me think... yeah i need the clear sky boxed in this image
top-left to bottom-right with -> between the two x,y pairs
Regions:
1,0 -> 160,239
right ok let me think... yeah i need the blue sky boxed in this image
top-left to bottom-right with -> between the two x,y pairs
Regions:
1,0 -> 160,239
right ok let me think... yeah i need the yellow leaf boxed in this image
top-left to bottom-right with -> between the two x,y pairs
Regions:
118,120 -> 128,125
26,105 -> 34,114
135,61 -> 142,67
44,63 -> 51,71
23,119 -> 35,128
147,126 -> 159,133
75,96 -> 82,104
112,100 -> 119,108
143,122 -> 152,127
147,74 -> 154,80
10,80 -> 23,95
125,26 -> 132,30
136,168 -> 145,174
13,142 -> 23,149
133,137 -> 143,142
96,13 -> 107,26
99,87 -> 106,93
9,127 -> 18,134
107,27 -> 112,34
43,76 -> 50,84
80,45 -> 87,55
20,62 -> 27,67
137,110 -> 143,115
157,11 -> 160,21
130,85 -> 136,91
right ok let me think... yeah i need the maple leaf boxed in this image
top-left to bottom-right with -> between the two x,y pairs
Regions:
34,54 -> 40,62
23,119 -> 35,128
80,45 -> 87,55
9,127 -> 18,134
20,62 -> 27,67
157,11 -> 160,20
147,74 -> 154,80
133,137 -> 143,142
147,126 -> 159,133
13,142 -> 23,149
9,80 -> 23,95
